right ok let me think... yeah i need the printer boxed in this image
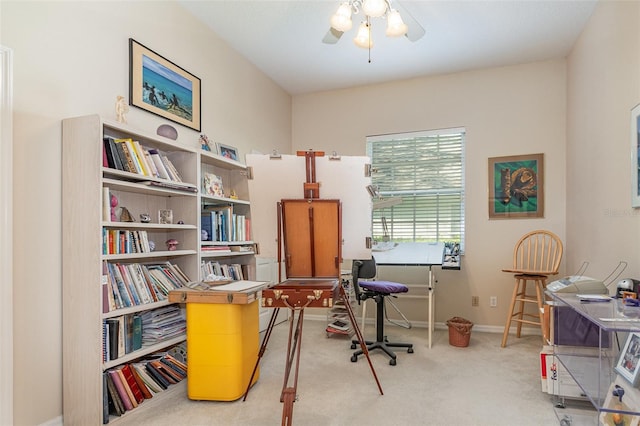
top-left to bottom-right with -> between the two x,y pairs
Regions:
546,275 -> 608,294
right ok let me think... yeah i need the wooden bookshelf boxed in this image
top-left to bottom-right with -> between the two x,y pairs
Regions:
62,115 -> 199,424
198,149 -> 256,282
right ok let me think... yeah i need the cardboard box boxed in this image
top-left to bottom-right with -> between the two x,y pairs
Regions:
541,346 -> 600,398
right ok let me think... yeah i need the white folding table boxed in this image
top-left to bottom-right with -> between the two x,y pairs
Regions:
372,242 -> 445,348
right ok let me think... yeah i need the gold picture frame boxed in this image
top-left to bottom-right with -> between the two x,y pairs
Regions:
129,38 -> 201,131
488,153 -> 544,219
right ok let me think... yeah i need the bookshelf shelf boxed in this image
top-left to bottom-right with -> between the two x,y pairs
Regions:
102,300 -> 173,320
102,250 -> 198,261
62,115 -> 198,425
102,221 -> 197,231
102,336 -> 187,370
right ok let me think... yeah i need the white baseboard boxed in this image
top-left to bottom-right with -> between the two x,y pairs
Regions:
302,313 -> 541,336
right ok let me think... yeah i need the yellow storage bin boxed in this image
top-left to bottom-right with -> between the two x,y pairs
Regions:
186,300 -> 260,401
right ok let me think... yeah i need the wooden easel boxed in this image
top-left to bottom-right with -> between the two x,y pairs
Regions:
243,150 -> 383,426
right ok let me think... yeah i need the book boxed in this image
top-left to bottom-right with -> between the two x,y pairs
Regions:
115,367 -> 138,408
103,137 -> 124,171
120,364 -> 144,404
133,140 -> 153,176
132,314 -> 142,351
105,371 -> 125,417
201,212 -> 215,241
105,319 -> 118,360
121,138 -> 144,175
132,363 -> 163,393
113,139 -> 137,174
108,370 -> 133,411
148,360 -> 178,383
129,363 -> 153,399
160,357 -> 186,378
148,149 -> 170,180
144,363 -> 169,389
103,371 -> 109,424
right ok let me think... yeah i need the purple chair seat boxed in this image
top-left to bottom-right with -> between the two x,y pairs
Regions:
359,280 -> 408,294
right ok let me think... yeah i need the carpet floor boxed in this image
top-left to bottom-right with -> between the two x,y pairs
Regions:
118,319 -> 571,425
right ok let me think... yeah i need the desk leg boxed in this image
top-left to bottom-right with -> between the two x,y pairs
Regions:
428,266 -> 435,349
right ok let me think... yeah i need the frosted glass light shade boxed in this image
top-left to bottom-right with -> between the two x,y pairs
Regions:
330,3 -> 353,32
385,9 -> 407,37
353,22 -> 372,48
362,0 -> 387,18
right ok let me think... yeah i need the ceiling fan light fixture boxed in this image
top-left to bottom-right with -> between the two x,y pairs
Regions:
385,9 -> 407,37
362,0 -> 388,18
330,2 -> 353,32
353,21 -> 372,49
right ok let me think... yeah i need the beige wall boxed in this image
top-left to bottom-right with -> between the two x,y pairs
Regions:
292,60 -> 568,328
566,0 -> 640,280
1,1 -> 291,424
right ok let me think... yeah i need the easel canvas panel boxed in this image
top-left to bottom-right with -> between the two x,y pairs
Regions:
246,153 -> 371,260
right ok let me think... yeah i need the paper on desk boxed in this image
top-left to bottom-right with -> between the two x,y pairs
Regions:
576,294 -> 612,301
204,280 -> 269,292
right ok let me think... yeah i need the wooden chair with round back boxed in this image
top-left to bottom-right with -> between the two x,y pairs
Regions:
501,230 -> 563,348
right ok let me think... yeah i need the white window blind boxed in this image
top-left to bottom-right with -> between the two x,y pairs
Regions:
367,128 -> 465,250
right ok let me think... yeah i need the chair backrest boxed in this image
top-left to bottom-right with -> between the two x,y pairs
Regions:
351,257 -> 377,304
512,230 -> 563,274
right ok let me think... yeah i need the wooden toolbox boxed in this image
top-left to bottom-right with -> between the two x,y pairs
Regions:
169,281 -> 268,305
261,278 -> 339,309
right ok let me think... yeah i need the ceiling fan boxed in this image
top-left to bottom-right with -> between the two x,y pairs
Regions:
322,0 -> 425,46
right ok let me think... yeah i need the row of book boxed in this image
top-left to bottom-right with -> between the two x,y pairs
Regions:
102,352 -> 187,423
103,136 -> 183,182
103,314 -> 142,362
103,229 -> 152,255
201,207 -> 251,242
103,261 -> 191,312
140,305 -> 186,346
201,260 -> 246,282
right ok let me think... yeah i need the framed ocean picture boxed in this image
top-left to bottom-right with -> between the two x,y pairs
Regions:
129,38 -> 201,131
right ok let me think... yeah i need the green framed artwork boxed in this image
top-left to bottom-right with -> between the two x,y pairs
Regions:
488,153 -> 544,219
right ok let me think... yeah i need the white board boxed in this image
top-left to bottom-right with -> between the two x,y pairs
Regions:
246,153 -> 372,260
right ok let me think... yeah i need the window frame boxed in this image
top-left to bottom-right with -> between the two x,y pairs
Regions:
366,127 -> 465,251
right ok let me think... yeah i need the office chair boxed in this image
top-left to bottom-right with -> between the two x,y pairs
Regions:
501,230 -> 563,347
350,257 -> 413,365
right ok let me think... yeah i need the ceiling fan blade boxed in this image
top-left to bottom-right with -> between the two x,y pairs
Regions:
322,27 -> 344,44
394,1 -> 425,42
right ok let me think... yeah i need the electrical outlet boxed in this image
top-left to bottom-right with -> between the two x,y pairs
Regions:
471,296 -> 479,307
490,296 -> 497,307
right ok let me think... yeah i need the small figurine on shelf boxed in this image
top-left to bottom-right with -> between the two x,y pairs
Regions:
229,189 -> 238,200
140,213 -> 151,223
115,95 -> 129,124
110,194 -> 118,222
200,134 -> 213,152
166,239 -> 179,251
148,240 -> 156,252
119,207 -> 135,222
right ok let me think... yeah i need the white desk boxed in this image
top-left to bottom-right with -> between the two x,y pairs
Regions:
373,242 -> 445,348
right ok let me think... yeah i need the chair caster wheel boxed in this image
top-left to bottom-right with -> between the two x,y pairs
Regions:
350,343 -> 357,349
408,347 -> 414,353
389,358 -> 397,366
351,355 -> 358,362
